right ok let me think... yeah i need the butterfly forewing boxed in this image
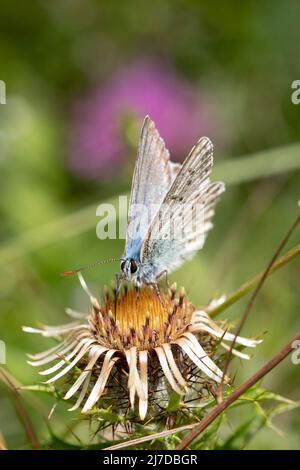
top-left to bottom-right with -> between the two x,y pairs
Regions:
124,116 -> 181,260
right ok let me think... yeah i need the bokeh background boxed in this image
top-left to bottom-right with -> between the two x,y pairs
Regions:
0,0 -> 300,449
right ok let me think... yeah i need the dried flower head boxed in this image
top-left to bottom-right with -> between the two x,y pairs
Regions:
24,275 -> 261,422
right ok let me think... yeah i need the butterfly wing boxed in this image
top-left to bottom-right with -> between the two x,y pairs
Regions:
124,116 -> 181,260
140,137 -> 225,279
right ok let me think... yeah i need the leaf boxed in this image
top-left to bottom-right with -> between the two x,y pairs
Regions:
46,433 -> 114,450
192,416 -> 223,450
217,415 -> 266,450
46,425 -> 121,450
20,384 -> 58,397
215,385 -> 300,450
89,407 -> 124,424
167,392 -> 183,413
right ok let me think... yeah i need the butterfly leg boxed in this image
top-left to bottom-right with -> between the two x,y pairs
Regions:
156,269 -> 169,289
135,285 -> 140,304
115,272 -> 124,298
147,281 -> 164,307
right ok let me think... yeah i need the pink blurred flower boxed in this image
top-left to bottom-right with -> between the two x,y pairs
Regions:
69,59 -> 214,180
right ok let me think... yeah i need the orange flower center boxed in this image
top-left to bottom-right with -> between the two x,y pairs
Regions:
91,286 -> 194,350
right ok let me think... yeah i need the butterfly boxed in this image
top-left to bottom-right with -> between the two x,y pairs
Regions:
117,115 -> 225,292
63,116 -> 225,294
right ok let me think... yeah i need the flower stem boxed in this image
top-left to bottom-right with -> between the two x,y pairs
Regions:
209,243 -> 300,318
177,331 -> 300,449
1,144 -> 300,266
0,367 -> 40,450
104,330 -> 300,450
216,207 -> 300,402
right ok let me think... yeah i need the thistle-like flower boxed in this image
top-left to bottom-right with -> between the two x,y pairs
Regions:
24,275 -> 261,422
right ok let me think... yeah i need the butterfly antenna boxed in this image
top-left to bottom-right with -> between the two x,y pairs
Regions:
61,258 -> 122,276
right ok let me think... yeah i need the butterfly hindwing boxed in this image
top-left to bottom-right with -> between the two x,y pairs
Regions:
140,137 -> 225,279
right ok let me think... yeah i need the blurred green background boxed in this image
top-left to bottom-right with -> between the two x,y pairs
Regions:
0,0 -> 300,449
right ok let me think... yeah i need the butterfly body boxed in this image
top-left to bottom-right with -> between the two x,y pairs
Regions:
119,257 -> 168,288
118,115 -> 225,291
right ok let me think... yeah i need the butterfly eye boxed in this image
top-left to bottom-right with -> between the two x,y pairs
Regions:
120,261 -> 126,271
130,260 -> 138,274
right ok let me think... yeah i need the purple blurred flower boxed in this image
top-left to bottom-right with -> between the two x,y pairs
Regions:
69,59 -> 214,180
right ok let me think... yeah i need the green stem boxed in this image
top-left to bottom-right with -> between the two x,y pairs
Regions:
0,367 -> 40,450
0,197 -> 119,266
0,143 -> 300,265
214,142 -> 300,185
209,243 -> 300,318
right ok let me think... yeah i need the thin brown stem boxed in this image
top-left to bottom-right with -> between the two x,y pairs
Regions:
0,367 -> 40,450
177,332 -> 300,449
217,208 -> 300,402
105,331 -> 300,450
0,432 -> 7,450
209,243 -> 300,318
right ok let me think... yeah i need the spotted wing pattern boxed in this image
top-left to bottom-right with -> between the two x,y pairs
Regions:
140,137 -> 225,279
